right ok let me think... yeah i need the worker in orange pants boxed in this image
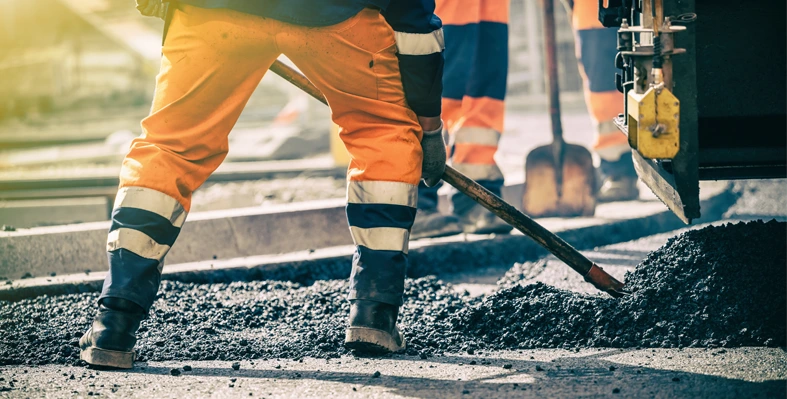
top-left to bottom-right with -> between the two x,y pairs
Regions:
79,0 -> 447,368
412,0 -> 636,241
570,0 -> 638,201
411,0 -> 513,239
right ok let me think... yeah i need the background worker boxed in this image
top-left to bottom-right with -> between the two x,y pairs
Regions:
411,0 -> 513,239
568,0 -> 639,201
79,0 -> 447,368
411,0 -> 636,240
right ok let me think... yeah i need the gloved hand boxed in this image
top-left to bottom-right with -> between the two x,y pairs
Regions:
420,121 -> 447,187
135,0 -> 168,19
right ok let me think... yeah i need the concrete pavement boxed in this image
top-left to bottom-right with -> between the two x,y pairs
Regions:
1,183 -> 785,398
0,348 -> 784,398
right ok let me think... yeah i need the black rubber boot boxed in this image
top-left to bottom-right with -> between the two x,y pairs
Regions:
410,208 -> 463,240
597,176 -> 639,202
451,181 -> 512,235
597,156 -> 639,202
458,204 -> 513,235
79,298 -> 146,369
344,300 -> 405,355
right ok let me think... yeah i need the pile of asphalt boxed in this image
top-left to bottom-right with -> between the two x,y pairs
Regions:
0,220 -> 783,366
458,220 -> 786,349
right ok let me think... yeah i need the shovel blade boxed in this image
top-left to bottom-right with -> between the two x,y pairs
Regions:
522,143 -> 596,218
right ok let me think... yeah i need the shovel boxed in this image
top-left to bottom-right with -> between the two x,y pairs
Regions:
521,0 -> 596,218
266,61 -> 626,298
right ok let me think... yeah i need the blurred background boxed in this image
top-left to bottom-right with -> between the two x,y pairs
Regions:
0,0 -> 595,228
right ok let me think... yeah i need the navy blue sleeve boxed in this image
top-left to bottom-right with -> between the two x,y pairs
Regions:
382,0 -> 444,117
382,0 -> 441,33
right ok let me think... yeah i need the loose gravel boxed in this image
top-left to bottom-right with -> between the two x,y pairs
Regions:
0,220 -> 783,366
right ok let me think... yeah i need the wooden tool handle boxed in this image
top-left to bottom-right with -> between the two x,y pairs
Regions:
267,58 -> 626,298
443,167 -> 590,273
542,0 -> 563,143
443,167 -> 624,297
270,60 -> 328,106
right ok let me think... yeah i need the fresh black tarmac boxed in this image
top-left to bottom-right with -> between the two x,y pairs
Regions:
1,220 -> 784,367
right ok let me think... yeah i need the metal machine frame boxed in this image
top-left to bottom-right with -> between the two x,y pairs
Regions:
599,0 -> 787,223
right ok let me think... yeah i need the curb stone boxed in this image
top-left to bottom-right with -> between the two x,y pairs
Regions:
0,182 -> 734,301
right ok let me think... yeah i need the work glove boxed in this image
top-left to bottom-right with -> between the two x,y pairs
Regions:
135,0 -> 168,20
421,122 -> 447,187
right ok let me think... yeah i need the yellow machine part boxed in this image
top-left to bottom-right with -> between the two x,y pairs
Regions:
626,87 -> 680,159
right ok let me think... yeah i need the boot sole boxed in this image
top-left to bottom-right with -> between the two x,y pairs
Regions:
80,347 -> 135,369
344,327 -> 405,355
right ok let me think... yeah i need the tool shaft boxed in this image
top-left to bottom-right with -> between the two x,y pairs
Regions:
270,61 -> 329,106
267,59 -> 625,297
442,167 -> 591,274
542,0 -> 563,143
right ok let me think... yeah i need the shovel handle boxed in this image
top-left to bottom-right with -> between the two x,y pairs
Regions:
270,60 -> 329,106
267,58 -> 625,298
542,0 -> 563,143
441,167 -> 624,298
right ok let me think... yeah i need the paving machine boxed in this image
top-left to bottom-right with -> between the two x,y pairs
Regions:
599,0 -> 786,223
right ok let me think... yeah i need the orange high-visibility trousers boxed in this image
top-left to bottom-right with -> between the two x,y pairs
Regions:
436,0 -> 508,185
102,5 -> 423,310
124,6 -> 423,208
571,0 -> 629,162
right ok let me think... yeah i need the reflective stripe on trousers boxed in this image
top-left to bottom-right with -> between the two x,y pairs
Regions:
451,126 -> 504,182
346,181 -> 417,306
419,0 -> 508,212
101,187 -> 186,311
